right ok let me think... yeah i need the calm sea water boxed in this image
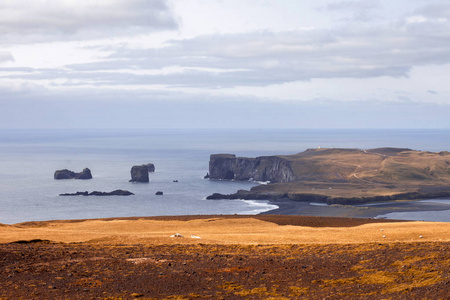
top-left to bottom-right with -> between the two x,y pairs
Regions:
0,129 -> 449,224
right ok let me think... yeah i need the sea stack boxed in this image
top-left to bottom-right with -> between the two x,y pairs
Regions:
129,165 -> 149,183
54,168 -> 92,180
145,163 -> 155,172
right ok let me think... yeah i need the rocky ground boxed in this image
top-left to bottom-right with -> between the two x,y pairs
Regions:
1,216 -> 449,299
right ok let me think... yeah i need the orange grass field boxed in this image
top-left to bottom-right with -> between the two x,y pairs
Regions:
1,215 -> 450,299
0,215 -> 449,245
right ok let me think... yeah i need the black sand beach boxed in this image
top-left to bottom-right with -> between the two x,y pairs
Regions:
262,198 -> 450,221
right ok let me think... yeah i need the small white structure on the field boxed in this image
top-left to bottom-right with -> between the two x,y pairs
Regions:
170,233 -> 183,238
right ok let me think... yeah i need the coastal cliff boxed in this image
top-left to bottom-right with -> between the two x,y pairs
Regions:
206,148 -> 450,204
209,154 -> 296,183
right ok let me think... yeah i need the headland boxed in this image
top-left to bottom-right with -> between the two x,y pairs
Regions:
207,148 -> 450,206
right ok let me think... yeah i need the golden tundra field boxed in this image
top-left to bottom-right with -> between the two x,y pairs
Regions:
1,215 -> 449,299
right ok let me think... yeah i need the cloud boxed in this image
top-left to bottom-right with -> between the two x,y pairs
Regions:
44,15 -> 449,88
0,52 -> 14,63
1,83 -> 449,129
0,0 -> 177,44
413,2 -> 450,19
3,1 -> 450,92
324,0 -> 381,22
326,0 -> 380,10
427,89 -> 438,94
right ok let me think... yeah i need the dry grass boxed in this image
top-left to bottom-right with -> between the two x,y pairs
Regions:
0,216 -> 449,245
283,148 -> 450,184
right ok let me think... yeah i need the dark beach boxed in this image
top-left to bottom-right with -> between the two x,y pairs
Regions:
262,197 -> 450,221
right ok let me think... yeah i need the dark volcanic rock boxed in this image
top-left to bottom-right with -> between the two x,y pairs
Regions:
54,168 -> 92,180
206,189 -> 285,200
145,163 -> 155,172
77,168 -> 92,179
206,189 -> 450,205
130,165 -> 149,183
155,191 -> 163,195
208,154 -> 296,183
60,190 -> 134,196
60,191 -> 89,196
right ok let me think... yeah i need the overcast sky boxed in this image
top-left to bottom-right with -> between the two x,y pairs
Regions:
1,0 -> 450,129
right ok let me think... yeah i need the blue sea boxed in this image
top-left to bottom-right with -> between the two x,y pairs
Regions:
0,128 -> 449,224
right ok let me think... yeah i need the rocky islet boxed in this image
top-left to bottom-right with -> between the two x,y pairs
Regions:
54,168 -> 93,180
55,163 -> 158,196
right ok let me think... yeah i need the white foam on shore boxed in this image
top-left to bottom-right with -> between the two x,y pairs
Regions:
238,200 -> 279,214
255,181 -> 271,185
361,202 -> 397,206
309,202 -> 327,206
421,199 -> 450,205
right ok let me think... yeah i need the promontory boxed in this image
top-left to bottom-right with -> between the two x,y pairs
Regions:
206,148 -> 450,204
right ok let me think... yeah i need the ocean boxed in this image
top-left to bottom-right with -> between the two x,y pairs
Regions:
1,128 -> 449,224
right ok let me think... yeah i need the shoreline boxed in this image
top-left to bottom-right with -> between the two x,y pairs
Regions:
261,198 -> 450,221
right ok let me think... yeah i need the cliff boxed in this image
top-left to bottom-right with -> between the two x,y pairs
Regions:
208,154 -> 296,183
207,148 -> 450,204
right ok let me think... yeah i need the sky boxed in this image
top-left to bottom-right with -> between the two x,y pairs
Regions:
1,0 -> 450,129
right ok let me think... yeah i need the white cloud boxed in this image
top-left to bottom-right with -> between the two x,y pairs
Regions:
0,51 -> 14,63
1,0 -> 450,131
3,12 -> 450,93
406,16 -> 428,24
325,0 -> 382,22
0,0 -> 177,44
414,2 -> 450,19
50,16 -> 450,88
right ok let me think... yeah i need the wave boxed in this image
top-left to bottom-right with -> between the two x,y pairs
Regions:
238,199 -> 278,214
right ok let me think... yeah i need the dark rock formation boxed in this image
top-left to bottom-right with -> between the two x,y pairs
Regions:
145,163 -> 155,172
77,168 -> 93,179
206,189 -> 450,205
155,191 -> 163,195
204,173 -> 210,179
207,190 -> 284,200
60,191 -> 89,196
60,190 -> 134,196
54,168 -> 92,180
208,154 -> 296,183
130,165 -> 149,183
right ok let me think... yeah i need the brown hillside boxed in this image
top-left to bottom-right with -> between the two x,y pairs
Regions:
279,148 -> 450,184
238,148 -> 450,203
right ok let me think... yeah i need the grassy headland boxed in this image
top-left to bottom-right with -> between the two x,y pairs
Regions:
208,148 -> 450,204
